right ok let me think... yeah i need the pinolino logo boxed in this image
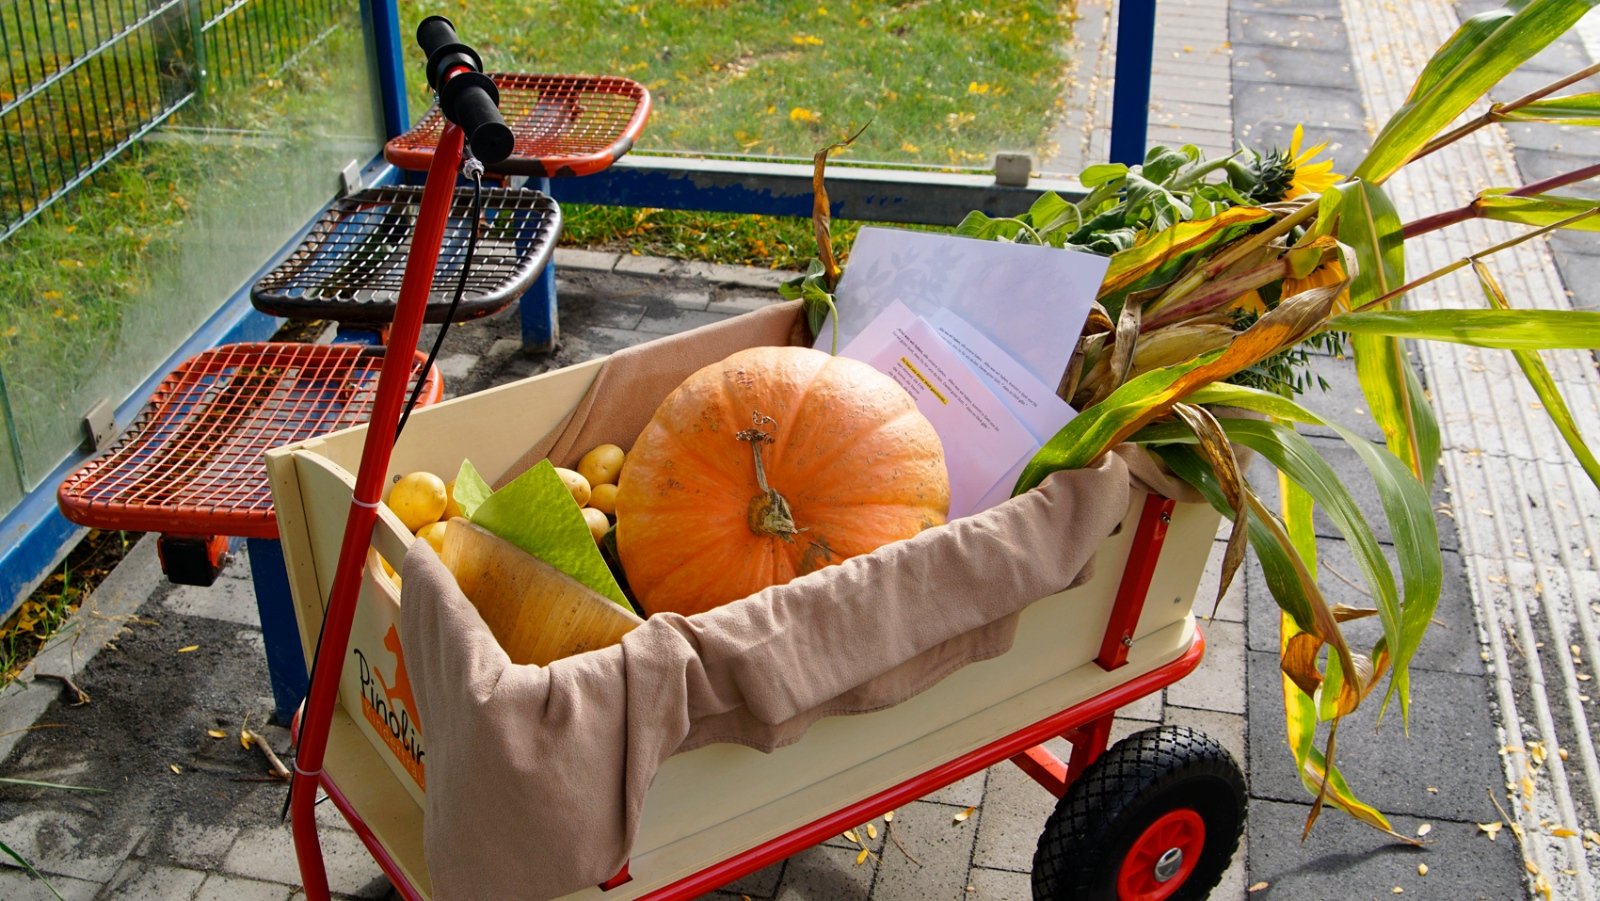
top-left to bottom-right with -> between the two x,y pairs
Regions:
353,624 -> 425,789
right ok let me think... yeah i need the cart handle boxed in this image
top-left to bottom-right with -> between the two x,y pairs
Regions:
415,15 -> 513,165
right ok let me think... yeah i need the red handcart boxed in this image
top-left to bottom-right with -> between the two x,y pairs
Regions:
267,18 -> 1245,901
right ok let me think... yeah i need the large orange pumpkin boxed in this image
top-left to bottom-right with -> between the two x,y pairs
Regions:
615,345 -> 949,616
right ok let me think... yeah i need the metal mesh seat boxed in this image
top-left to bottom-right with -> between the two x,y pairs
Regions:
58,342 -> 442,538
385,73 -> 650,177
251,185 -> 560,323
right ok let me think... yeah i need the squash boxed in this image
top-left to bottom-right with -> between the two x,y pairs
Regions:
615,345 -> 949,616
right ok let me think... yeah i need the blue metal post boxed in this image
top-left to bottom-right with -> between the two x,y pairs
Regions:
363,0 -> 410,139
1109,0 -> 1157,166
246,538 -> 308,724
520,176 -> 559,352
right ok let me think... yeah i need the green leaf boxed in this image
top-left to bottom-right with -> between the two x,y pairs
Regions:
1328,308 -> 1600,349
0,840 -> 63,900
450,459 -> 493,521
1336,180 -> 1439,487
1472,262 -> 1600,493
470,460 -> 629,608
1498,91 -> 1600,126
1355,0 -> 1598,183
1079,163 -> 1128,187
1186,383 -> 1443,724
0,776 -> 107,792
779,259 -> 842,350
1475,191 -> 1600,231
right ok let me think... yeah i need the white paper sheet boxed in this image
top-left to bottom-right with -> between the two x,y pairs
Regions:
817,226 -> 1109,389
841,302 -> 1038,519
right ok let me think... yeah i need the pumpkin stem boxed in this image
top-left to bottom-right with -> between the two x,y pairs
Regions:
737,413 -> 800,540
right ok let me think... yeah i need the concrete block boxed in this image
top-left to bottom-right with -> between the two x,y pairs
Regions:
635,302 -> 733,336
872,799 -> 981,901
196,873 -> 294,901
708,292 -> 784,316
102,860 -> 207,900
919,770 -> 987,808
562,298 -> 647,332
1247,798 -> 1523,898
773,842 -> 874,900
553,248 -> 621,272
1198,538 -> 1247,625
972,739 -> 1068,872
662,289 -> 712,311
435,352 -> 477,382
135,814 -> 240,870
160,569 -> 264,628
1231,44 -> 1354,87
965,865 -> 1032,898
1246,651 -> 1506,821
1167,619 -> 1247,714
1231,9 -> 1349,51
220,826 -> 301,886
612,254 -> 676,277
0,866 -> 99,901
0,809 -> 148,883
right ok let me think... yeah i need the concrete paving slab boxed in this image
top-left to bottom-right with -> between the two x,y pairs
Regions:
1167,619 -> 1248,714
196,872 -> 296,901
1247,651 -> 1507,822
1230,9 -> 1351,51
1247,797 -> 1525,900
101,859 -> 208,900
871,799 -> 980,901
0,866 -> 100,901
772,842 -> 875,900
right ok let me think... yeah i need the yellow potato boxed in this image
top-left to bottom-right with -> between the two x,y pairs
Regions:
442,479 -> 464,520
554,467 -> 591,507
387,471 -> 447,532
581,506 -> 610,545
588,482 -> 618,517
577,444 -> 626,487
416,520 -> 448,554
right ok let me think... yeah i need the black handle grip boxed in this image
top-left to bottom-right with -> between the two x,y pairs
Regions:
442,72 -> 514,165
416,15 -> 483,91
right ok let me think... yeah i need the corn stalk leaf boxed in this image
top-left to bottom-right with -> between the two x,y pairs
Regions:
1015,283 -> 1340,494
1497,91 -> 1600,125
1337,180 -> 1440,488
0,840 -> 64,901
1098,207 -> 1274,303
1171,404 -> 1249,616
1354,0 -> 1598,184
1475,191 -> 1600,231
1328,308 -> 1600,349
1472,262 -> 1600,491
1187,382 -> 1443,723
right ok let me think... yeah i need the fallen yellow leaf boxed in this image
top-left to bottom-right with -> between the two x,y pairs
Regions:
206,729 -> 226,739
953,806 -> 975,824
169,763 -> 182,774
1416,823 -> 1432,837
883,810 -> 894,823
843,830 -> 858,844
854,848 -> 869,866
177,645 -> 199,653
1392,887 -> 1403,895
1551,826 -> 1577,838
1479,821 -> 1503,840
1418,864 -> 1429,876
866,823 -> 878,840
1524,859 -> 1540,876
1248,882 -> 1270,893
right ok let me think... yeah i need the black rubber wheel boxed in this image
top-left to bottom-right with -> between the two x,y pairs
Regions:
1031,725 -> 1246,901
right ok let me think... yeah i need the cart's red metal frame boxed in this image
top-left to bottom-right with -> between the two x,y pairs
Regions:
287,48 -> 1204,900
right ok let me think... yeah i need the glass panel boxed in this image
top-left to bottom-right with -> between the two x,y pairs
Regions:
0,363 -> 23,515
396,1 -> 1081,174
0,0 -> 383,512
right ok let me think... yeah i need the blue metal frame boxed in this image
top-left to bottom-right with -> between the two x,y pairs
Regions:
1109,0 -> 1157,166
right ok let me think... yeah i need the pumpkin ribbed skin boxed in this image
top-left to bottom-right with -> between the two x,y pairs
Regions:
615,345 -> 949,617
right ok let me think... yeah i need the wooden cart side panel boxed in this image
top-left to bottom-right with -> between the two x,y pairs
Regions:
265,443 -> 328,670
297,357 -> 606,481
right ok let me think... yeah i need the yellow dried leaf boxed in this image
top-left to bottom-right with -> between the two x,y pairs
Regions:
1248,882 -> 1270,893
1416,823 -> 1432,837
1511,822 -> 1526,840
1535,873 -> 1552,901
953,806 -> 975,824
177,645 -> 200,653
1551,827 -> 1577,838
843,830 -> 858,844
866,823 -> 878,840
1427,786 -> 1439,793
169,763 -> 182,774
206,729 -> 226,739
854,848 -> 869,866
1522,775 -> 1536,797
1585,829 -> 1600,846
1418,864 -> 1428,876
1479,821 -> 1503,840
1524,859 -> 1539,876
1392,887 -> 1403,894
240,731 -> 255,750
788,107 -> 819,124
883,810 -> 894,823
1529,742 -> 1547,765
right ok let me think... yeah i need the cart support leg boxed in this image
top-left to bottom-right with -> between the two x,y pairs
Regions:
1064,714 -> 1114,788
247,538 -> 308,725
520,176 -> 558,352
1011,745 -> 1071,799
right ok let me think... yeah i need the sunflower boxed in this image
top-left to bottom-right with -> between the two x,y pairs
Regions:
1284,124 -> 1340,199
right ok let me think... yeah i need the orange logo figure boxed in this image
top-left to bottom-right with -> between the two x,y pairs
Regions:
375,624 -> 421,729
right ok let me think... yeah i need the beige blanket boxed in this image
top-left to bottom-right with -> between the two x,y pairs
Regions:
399,302 -> 1195,899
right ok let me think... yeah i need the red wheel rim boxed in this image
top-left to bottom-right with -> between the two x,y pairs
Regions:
1117,808 -> 1206,901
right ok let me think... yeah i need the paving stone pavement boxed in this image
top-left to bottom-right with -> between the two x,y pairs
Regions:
0,2 -> 1595,899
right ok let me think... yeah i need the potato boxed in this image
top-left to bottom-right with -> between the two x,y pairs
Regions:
553,467 -> 591,507
577,444 -> 626,487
